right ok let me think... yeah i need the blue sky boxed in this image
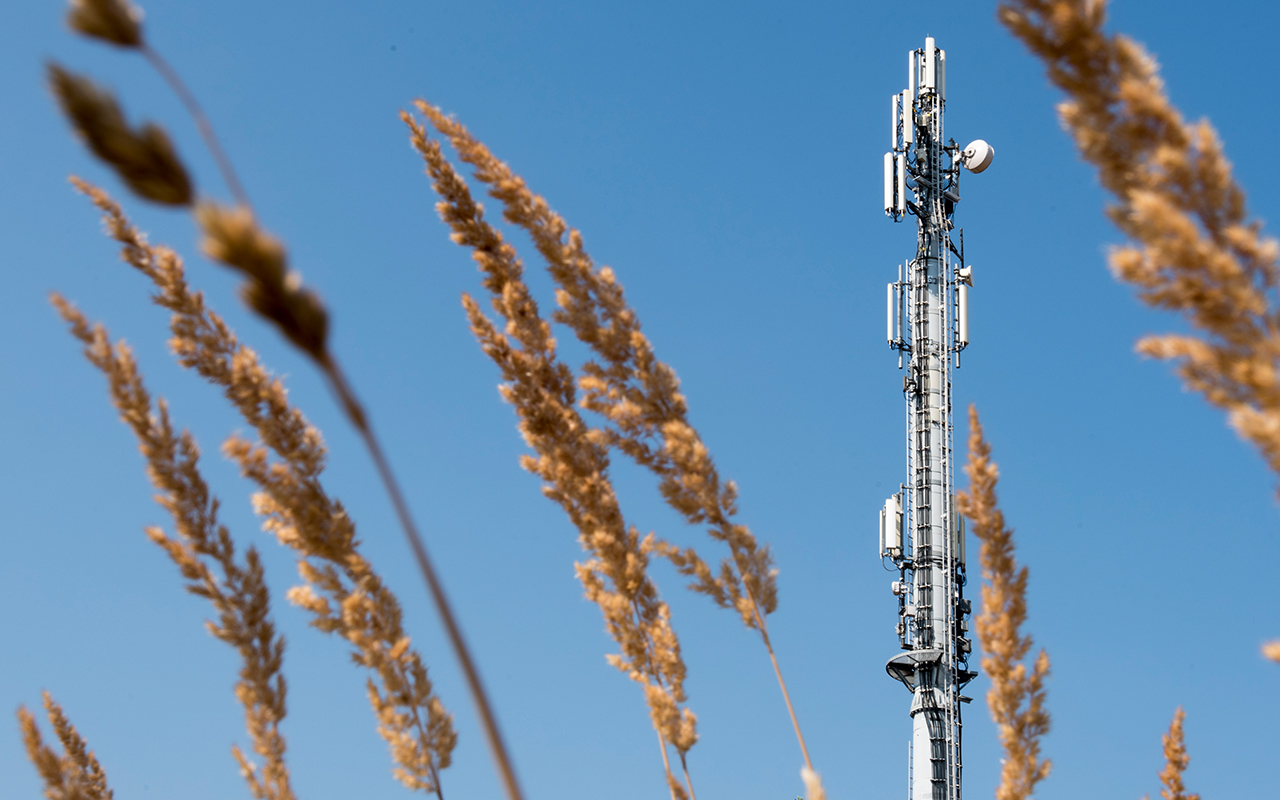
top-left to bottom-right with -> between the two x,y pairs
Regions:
3,1 -> 1279,799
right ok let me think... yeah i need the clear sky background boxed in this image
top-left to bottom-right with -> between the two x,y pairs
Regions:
3,1 -> 1278,799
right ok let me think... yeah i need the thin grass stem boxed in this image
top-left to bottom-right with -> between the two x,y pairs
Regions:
678,750 -> 697,800
140,44 -> 252,210
656,731 -> 680,800
751,603 -> 812,771
431,763 -> 444,800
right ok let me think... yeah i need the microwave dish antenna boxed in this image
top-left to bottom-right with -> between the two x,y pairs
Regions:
961,140 -> 995,173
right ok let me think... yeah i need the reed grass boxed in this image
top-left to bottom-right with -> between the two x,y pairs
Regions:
68,179 -> 457,797
405,102 -> 823,796
1150,708 -> 1198,800
51,293 -> 295,800
67,0 -> 141,49
47,64 -> 192,206
19,692 -> 114,800
997,0 -> 1280,671
66,0 -> 250,206
27,2 -> 1269,798
403,111 -> 699,800
956,406 -> 1051,800
53,1 -> 522,792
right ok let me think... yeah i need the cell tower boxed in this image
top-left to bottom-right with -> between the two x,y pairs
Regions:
878,36 -> 993,800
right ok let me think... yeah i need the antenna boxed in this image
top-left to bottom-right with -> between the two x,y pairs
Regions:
880,37 -> 992,800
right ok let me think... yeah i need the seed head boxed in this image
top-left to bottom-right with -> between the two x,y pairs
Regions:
195,202 -> 329,362
48,63 -> 192,205
67,0 -> 144,48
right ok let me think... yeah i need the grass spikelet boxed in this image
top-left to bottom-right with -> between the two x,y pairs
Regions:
1150,708 -> 1198,800
956,406 -> 1051,800
403,110 -> 698,799
66,0 -> 143,48
194,201 -> 330,365
51,292 -> 295,800
998,0 -> 1280,659
48,63 -> 192,205
72,180 -> 457,798
1263,641 -> 1280,663
18,692 -> 114,800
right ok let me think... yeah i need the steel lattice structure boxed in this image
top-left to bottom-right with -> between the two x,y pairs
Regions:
879,36 -> 992,800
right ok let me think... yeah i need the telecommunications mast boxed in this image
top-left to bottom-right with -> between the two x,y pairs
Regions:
879,36 -> 992,800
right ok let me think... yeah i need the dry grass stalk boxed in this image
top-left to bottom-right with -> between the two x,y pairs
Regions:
1148,708 -> 1199,800
47,63 -> 192,206
998,0 -> 1280,664
18,692 -> 114,800
404,111 -> 698,800
191,196 -> 514,800
955,406 -> 1051,800
51,293 -> 295,800
415,101 -> 778,634
72,179 -> 457,798
410,102 -> 818,786
62,0 -> 251,207
56,11 -> 518,788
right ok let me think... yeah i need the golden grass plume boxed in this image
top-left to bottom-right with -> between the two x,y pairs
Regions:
956,406 -> 1051,800
403,110 -> 698,800
1149,708 -> 1199,800
71,179 -> 457,797
407,102 -> 819,789
194,202 -> 330,365
47,64 -> 192,206
19,692 -> 114,800
998,0 -> 1280,665
51,293 -> 295,800
413,102 -> 778,635
52,12 -> 516,782
67,0 -> 143,48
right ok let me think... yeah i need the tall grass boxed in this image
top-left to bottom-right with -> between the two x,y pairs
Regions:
956,408 -> 1051,800
18,1 -> 1277,799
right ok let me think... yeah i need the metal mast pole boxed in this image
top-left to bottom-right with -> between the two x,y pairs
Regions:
879,36 -> 992,800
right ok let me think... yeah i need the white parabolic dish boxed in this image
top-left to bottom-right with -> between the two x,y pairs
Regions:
962,139 -> 995,173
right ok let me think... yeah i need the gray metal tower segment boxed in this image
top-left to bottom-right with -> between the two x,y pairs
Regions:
879,36 -> 991,800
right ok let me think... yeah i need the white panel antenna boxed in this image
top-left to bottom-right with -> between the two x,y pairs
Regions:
892,93 -> 900,147
886,282 -> 896,343
924,37 -> 936,90
885,152 -> 895,213
896,153 -> 906,215
903,92 -> 915,145
908,49 -> 916,98
880,493 -> 903,556
939,49 -> 946,101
